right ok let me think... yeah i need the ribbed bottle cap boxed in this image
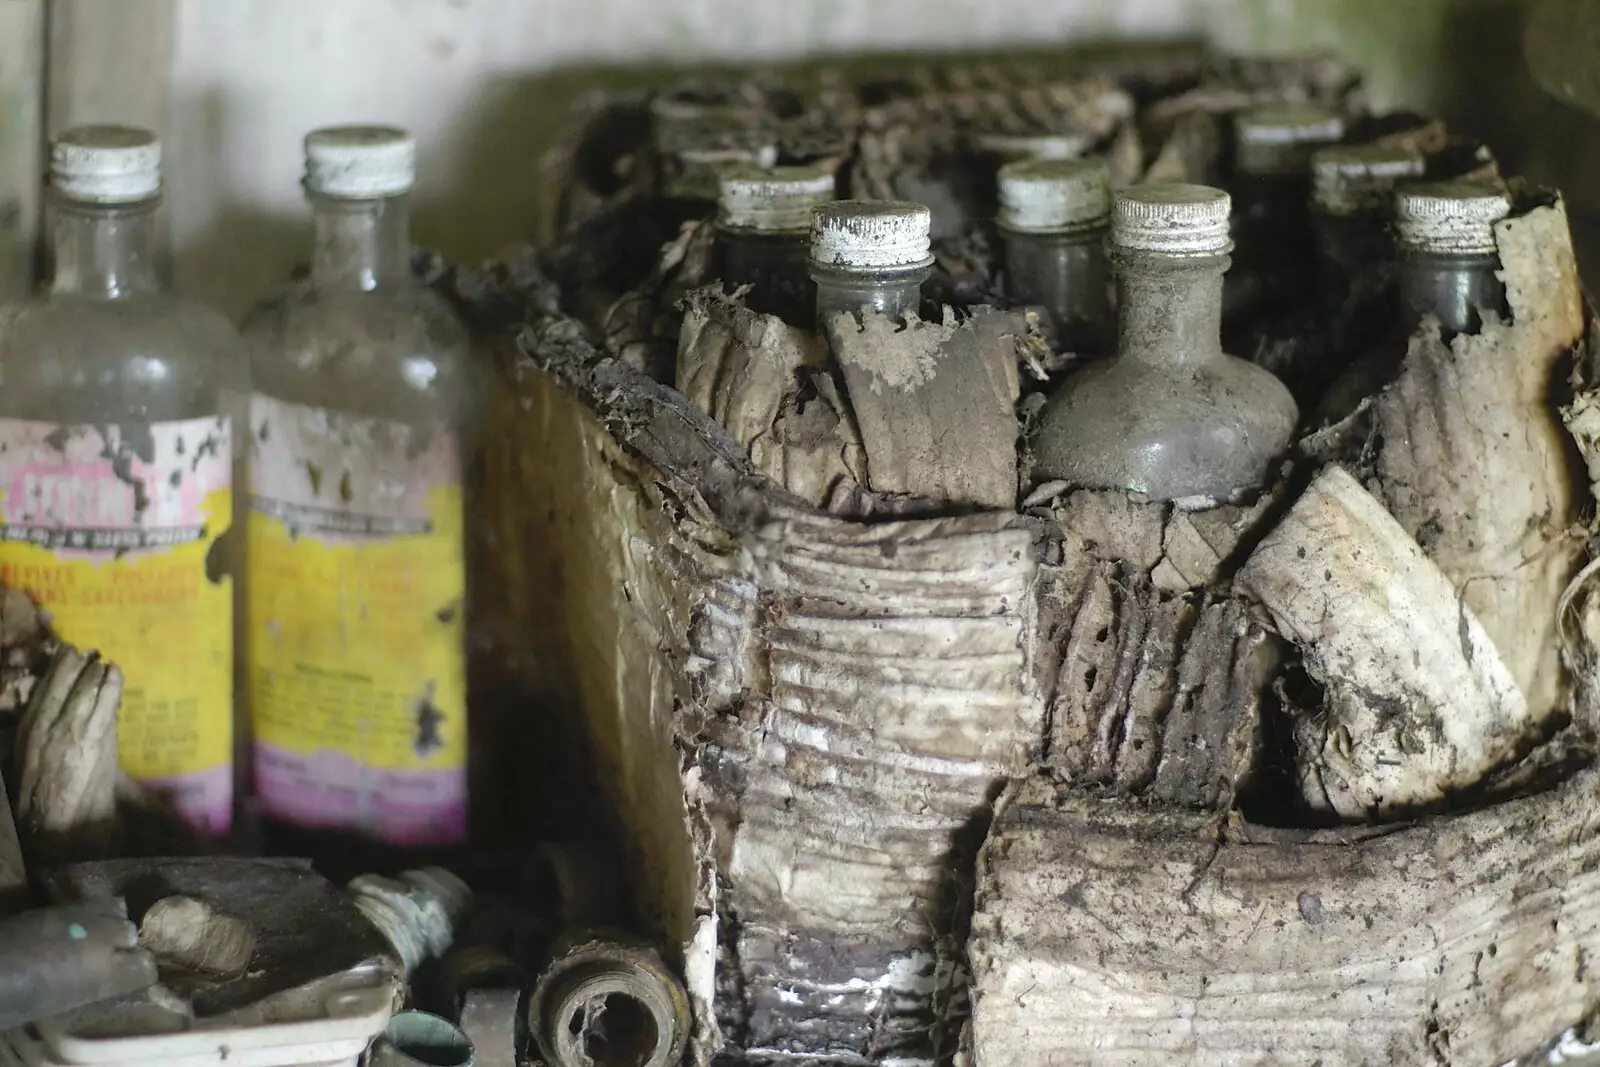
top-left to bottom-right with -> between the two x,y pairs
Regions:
809,200 -> 934,270
1394,181 -> 1511,255
304,125 -> 415,198
1311,144 -> 1426,217
718,165 -> 835,232
976,131 -> 1092,162
1111,183 -> 1232,257
1235,104 -> 1346,177
997,158 -> 1112,234
50,126 -> 161,203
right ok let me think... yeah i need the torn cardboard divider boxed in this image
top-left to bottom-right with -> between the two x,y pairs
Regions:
1235,465 -> 1535,821
1371,196 -> 1586,727
823,305 -> 1021,510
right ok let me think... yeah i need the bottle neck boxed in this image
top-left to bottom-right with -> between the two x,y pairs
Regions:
810,261 -> 929,323
1398,248 -> 1507,337
310,192 -> 413,292
1114,252 -> 1227,367
48,195 -> 161,299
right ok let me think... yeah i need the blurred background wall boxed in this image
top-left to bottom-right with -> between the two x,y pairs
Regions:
5,0 -> 1593,316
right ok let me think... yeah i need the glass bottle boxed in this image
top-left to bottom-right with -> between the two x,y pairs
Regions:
1310,144 -> 1425,320
1394,181 -> 1512,338
242,126 -> 473,852
997,157 -> 1114,354
0,127 -> 245,835
651,90 -> 777,229
808,201 -> 934,323
716,164 -> 836,327
1228,104 -> 1346,328
1032,184 -> 1298,501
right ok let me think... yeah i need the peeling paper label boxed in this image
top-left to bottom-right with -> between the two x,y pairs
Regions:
0,415 -> 234,833
246,395 -> 466,846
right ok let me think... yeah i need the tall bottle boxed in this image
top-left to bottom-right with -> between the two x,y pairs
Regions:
1228,104 -> 1345,328
1394,181 -> 1511,338
716,165 -> 836,327
0,127 -> 244,834
1032,184 -> 1298,500
242,126 -> 472,851
997,157 -> 1114,354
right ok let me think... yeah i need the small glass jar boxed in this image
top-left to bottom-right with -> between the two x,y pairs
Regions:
1032,184 -> 1298,501
0,127 -> 247,835
1310,144 -> 1426,317
716,164 -> 836,328
1394,181 -> 1512,338
808,201 -> 934,324
997,157 -> 1114,354
241,126 -> 474,854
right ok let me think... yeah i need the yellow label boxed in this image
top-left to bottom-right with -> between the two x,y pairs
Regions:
0,416 -> 234,834
246,395 -> 466,846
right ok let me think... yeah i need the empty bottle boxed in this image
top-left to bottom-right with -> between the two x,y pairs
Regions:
1395,181 -> 1512,337
1228,104 -> 1346,327
1032,184 -> 1298,501
242,126 -> 472,850
717,165 -> 836,326
809,200 -> 934,324
997,157 -> 1114,354
0,127 -> 244,835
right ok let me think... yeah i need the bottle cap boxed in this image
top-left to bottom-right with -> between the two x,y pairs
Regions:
998,158 -> 1112,234
50,126 -> 161,203
304,125 -> 415,198
809,200 -> 934,271
718,165 -> 835,232
1111,183 -> 1232,257
1394,181 -> 1512,255
1234,104 -> 1346,177
1311,144 -> 1426,217
976,131 -> 1092,162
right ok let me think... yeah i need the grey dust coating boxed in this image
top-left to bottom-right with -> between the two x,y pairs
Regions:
1032,183 -> 1298,501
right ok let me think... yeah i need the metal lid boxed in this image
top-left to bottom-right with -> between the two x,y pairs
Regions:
1234,103 -> 1346,177
304,125 -> 415,198
51,125 -> 161,203
975,131 -> 1092,162
718,165 -> 836,233
1311,143 -> 1427,217
997,158 -> 1112,234
809,200 -> 934,270
1394,181 -> 1512,255
1111,183 -> 1232,257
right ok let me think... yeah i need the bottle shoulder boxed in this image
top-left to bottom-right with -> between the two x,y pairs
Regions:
1033,352 -> 1298,500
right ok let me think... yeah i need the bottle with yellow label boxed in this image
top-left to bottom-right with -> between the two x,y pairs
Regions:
0,126 -> 245,835
241,126 -> 471,851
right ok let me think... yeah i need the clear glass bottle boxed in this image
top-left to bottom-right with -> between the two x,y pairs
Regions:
997,157 -> 1114,354
1394,181 -> 1512,337
808,200 -> 934,324
1032,184 -> 1298,500
0,127 -> 245,835
651,90 -> 777,228
1228,104 -> 1346,327
1311,144 -> 1426,318
716,164 -> 836,328
241,126 -> 473,853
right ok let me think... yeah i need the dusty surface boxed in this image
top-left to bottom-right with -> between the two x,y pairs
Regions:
969,770 -> 1600,1067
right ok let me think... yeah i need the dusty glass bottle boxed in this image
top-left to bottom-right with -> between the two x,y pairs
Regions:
717,165 -> 836,327
997,157 -> 1114,354
1032,184 -> 1298,500
1394,181 -> 1512,337
1310,144 -> 1426,336
1228,104 -> 1346,326
242,126 -> 472,851
0,127 -> 244,835
651,91 -> 776,227
808,201 -> 934,323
